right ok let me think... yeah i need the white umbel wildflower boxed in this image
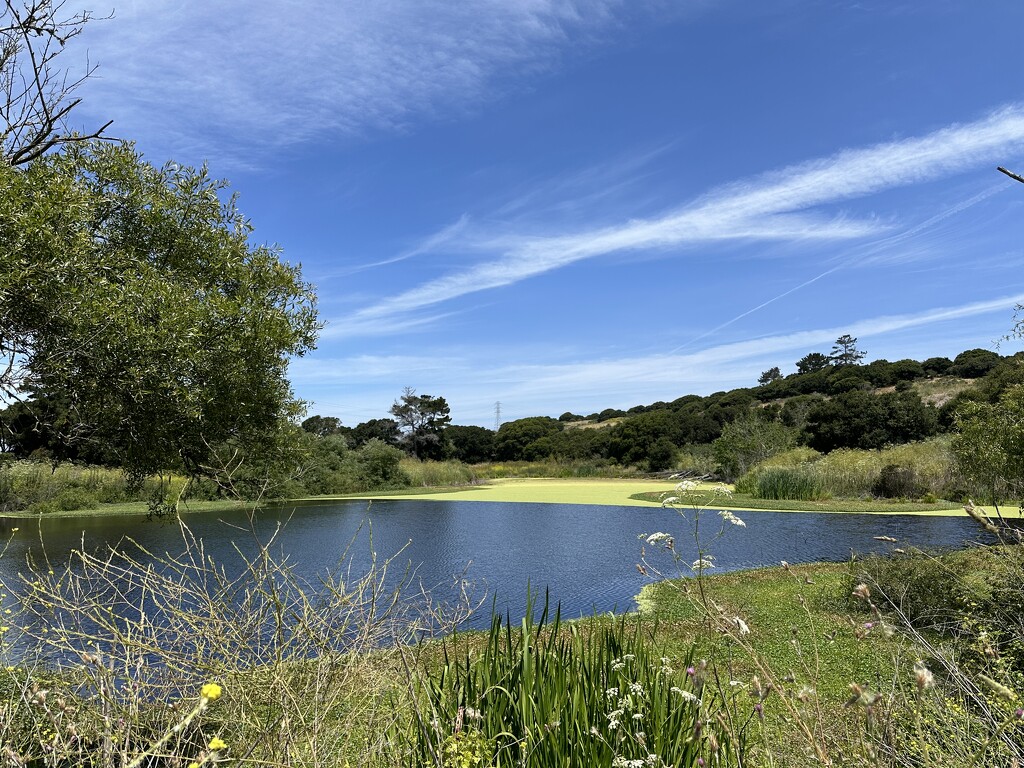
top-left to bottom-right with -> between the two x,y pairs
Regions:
718,510 -> 746,527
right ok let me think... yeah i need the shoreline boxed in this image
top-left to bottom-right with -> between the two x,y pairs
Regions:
1,477 -> 998,520
310,477 -> 980,517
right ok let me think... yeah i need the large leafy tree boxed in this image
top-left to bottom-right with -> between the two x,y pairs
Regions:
389,388 -> 452,460
805,390 -> 937,452
351,418 -> 401,447
0,141 -> 320,476
445,424 -> 495,463
493,416 -> 562,461
301,415 -> 348,438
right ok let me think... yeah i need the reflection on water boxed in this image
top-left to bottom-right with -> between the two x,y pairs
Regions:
0,499 -> 1006,629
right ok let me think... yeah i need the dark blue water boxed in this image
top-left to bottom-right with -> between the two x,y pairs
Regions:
0,499 -> 1004,629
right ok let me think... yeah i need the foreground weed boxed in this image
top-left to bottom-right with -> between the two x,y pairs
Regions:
0,519 -> 455,767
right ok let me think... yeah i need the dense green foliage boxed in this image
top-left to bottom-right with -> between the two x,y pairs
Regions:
711,413 -> 796,480
0,141 -> 319,477
951,383 -> 1024,504
804,390 -> 938,452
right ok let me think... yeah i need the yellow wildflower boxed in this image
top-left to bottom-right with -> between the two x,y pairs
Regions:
200,683 -> 222,701
209,736 -> 227,750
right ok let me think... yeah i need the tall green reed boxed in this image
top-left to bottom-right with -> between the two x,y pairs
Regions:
400,593 -> 733,767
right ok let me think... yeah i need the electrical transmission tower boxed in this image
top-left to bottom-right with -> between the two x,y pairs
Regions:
494,401 -> 502,432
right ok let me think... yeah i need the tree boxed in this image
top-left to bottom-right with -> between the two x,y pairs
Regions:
493,417 -> 562,461
300,415 -> 346,438
389,388 -> 452,460
445,425 -> 495,463
805,390 -> 937,452
829,335 -> 866,366
951,384 -> 1024,504
607,410 -> 678,467
350,418 -> 400,447
1,141 -> 320,476
922,356 -> 953,376
712,413 -> 796,480
2,1 -> 112,165
795,353 -> 830,374
949,348 -> 1001,378
757,366 -> 782,386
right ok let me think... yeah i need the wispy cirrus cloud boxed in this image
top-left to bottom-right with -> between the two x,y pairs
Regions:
336,106 -> 1024,334
70,0 -> 656,162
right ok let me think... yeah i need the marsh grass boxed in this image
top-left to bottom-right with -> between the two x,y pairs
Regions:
400,458 -> 479,488
398,594 -> 736,768
735,467 -> 828,501
732,439 -> 958,503
0,459 -> 213,513
473,460 -> 643,480
629,488 -> 959,514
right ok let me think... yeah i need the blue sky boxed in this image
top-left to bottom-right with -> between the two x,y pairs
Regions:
67,1 -> 1024,427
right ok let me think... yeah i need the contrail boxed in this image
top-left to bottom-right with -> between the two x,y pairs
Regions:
669,184 -> 1006,354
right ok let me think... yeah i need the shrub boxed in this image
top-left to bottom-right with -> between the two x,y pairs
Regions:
2,524 -> 421,765
848,545 -> 1024,670
27,499 -> 59,514
871,464 -> 924,499
55,487 -> 99,511
949,348 -> 1002,378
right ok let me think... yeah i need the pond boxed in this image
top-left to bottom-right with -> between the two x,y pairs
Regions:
0,498 -> 1006,630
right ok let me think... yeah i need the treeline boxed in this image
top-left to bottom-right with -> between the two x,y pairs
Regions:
424,346 -> 1019,474
3,342 -> 1021,508
281,344 -> 1024,497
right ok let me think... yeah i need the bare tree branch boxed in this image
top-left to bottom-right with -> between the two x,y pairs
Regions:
1,0 -> 113,166
997,166 -> 1024,185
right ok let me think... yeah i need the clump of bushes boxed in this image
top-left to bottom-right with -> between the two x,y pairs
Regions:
848,545 -> 1024,652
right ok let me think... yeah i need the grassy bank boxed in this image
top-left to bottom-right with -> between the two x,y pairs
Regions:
9,548 -> 1017,766
629,487 -> 965,515
637,562 -> 897,764
0,497 -> 253,519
